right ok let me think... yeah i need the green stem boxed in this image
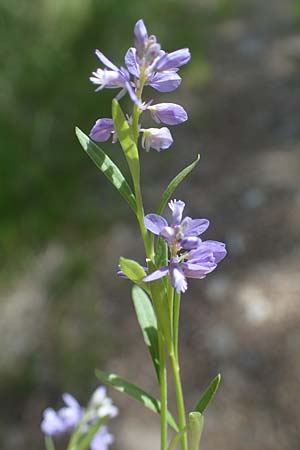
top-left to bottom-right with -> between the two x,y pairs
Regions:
173,292 -> 181,360
158,332 -> 168,450
170,352 -> 188,450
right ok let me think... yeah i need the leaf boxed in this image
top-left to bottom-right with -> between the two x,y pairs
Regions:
95,369 -> 178,431
194,374 -> 221,414
131,285 -> 160,380
188,412 -> 204,450
75,127 -> 137,214
120,257 -> 147,282
112,100 -> 140,183
72,416 -> 108,450
156,154 -> 200,215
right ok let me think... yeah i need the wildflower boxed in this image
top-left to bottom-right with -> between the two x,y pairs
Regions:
41,393 -> 83,436
89,118 -> 117,143
141,127 -> 173,152
90,50 -> 139,104
148,103 -> 188,125
143,240 -> 227,293
144,200 -> 209,253
41,386 -> 118,450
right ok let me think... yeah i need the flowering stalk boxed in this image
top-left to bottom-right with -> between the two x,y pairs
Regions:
73,18 -> 227,450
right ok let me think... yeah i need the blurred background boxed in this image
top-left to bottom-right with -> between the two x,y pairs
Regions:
1,0 -> 300,449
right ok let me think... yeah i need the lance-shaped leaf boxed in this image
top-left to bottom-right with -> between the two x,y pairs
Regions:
131,285 -> 160,380
95,369 -> 178,431
112,100 -> 140,184
194,374 -> 221,414
120,257 -> 147,282
75,127 -> 137,214
188,412 -> 204,450
156,154 -> 200,215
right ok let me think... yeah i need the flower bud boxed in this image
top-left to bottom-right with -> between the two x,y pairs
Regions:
148,103 -> 188,125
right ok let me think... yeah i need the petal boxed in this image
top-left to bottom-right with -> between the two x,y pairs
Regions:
125,80 -> 141,105
169,199 -> 185,225
144,214 -> 168,234
189,240 -> 226,263
62,393 -> 81,410
125,47 -> 140,78
180,236 -> 201,250
183,218 -> 210,236
95,50 -> 119,71
170,264 -> 188,293
134,19 -> 148,54
201,240 -> 227,263
149,103 -> 188,125
147,72 -> 182,92
155,48 -> 191,71
89,118 -> 114,142
41,408 -> 65,436
143,266 -> 169,282
160,226 -> 176,244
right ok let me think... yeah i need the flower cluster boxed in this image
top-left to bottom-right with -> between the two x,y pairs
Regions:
89,19 -> 190,152
143,200 -> 226,293
41,386 -> 118,450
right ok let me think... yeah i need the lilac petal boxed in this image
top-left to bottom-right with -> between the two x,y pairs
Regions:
155,48 -> 191,71
169,200 -> 185,225
95,50 -> 119,71
189,240 -> 226,263
183,219 -> 210,237
62,393 -> 81,410
144,214 -> 168,234
200,240 -> 227,263
170,264 -> 188,293
143,267 -> 169,282
149,103 -> 188,125
89,118 -> 114,142
125,80 -> 140,105
147,72 -> 182,92
125,47 -> 140,78
41,408 -> 65,436
180,237 -> 201,250
160,226 -> 176,244
134,19 -> 148,55
142,127 -> 173,152
91,426 -> 114,450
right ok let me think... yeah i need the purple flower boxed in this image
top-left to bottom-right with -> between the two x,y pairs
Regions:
41,393 -> 83,436
91,426 -> 114,450
89,386 -> 119,418
89,118 -> 117,143
155,48 -> 191,71
90,50 -> 139,104
143,240 -> 227,293
141,127 -> 173,152
148,103 -> 188,125
145,200 -> 209,252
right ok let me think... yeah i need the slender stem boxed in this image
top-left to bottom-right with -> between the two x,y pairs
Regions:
158,332 -> 168,450
170,352 -> 188,450
173,292 -> 181,360
168,283 -> 174,338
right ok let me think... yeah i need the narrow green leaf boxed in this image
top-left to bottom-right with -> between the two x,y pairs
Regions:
120,257 -> 147,282
112,100 -> 140,182
131,285 -> 160,380
188,412 -> 204,450
194,374 -> 221,413
75,127 -> 137,214
45,436 -> 56,450
156,154 -> 200,215
95,369 -> 178,431
72,416 -> 108,450
167,425 -> 189,450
